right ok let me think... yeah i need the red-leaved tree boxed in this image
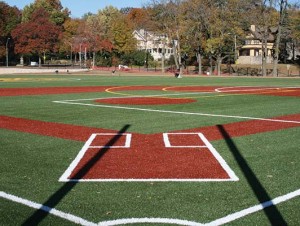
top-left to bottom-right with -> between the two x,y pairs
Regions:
12,8 -> 61,66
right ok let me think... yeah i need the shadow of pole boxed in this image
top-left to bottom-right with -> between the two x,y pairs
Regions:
22,124 -> 131,226
216,125 -> 287,225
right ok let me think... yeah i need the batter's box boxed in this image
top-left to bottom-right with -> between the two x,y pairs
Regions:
89,133 -> 132,148
163,132 -> 207,148
60,132 -> 239,182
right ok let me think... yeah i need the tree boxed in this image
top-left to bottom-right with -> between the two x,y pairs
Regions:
84,6 -> 136,65
246,0 -> 279,76
76,16 -> 114,67
181,0 -> 212,75
126,8 -> 151,30
59,18 -> 81,60
22,0 -> 69,26
110,14 -> 137,54
272,0 -> 288,76
12,8 -> 62,66
287,3 -> 300,63
0,2 -> 21,59
149,0 -> 184,75
197,0 -> 245,76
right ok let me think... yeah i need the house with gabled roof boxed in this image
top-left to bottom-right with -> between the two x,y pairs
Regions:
133,29 -> 173,61
237,25 -> 276,64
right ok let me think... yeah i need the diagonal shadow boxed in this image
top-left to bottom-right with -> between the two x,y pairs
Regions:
23,124 -> 130,226
217,125 -> 287,225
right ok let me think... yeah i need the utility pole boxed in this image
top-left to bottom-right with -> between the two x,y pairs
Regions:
6,38 -> 10,67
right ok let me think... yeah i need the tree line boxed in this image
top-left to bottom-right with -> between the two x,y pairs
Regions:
0,0 -> 299,76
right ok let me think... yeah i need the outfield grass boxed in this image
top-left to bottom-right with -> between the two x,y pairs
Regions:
0,73 -> 299,225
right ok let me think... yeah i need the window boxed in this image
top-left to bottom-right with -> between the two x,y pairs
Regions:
239,49 -> 250,56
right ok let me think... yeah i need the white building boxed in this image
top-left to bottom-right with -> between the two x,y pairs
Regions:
133,29 -> 173,61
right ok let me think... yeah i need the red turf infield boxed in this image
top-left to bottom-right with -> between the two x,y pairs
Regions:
1,86 -> 299,97
1,114 -> 299,142
95,97 -> 196,105
1,114 -> 299,181
67,133 -> 231,180
1,85 -> 299,180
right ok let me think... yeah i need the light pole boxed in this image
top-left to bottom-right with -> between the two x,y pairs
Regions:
228,33 -> 237,63
69,43 -> 73,66
79,43 -> 82,68
234,34 -> 237,62
6,38 -> 10,67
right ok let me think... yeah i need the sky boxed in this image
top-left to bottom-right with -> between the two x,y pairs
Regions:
3,0 -> 300,18
3,0 -> 150,18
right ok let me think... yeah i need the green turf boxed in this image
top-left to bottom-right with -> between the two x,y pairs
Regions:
0,74 -> 299,225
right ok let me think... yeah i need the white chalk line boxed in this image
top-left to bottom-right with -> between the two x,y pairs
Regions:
52,86 -> 300,124
206,188 -> 300,226
0,191 -> 97,226
59,133 -> 132,182
47,86 -> 300,224
53,91 -> 214,102
53,100 -> 300,124
163,133 -> 239,181
215,86 -> 300,93
1,188 -> 300,226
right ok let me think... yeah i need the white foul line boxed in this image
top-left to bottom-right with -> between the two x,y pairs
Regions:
97,188 -> 300,225
205,188 -> 300,225
53,100 -> 300,124
1,188 -> 300,226
0,191 -> 97,226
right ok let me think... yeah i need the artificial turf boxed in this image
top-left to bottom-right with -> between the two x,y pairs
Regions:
0,73 -> 299,225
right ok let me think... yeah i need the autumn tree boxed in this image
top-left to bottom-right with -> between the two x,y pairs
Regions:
22,0 -> 69,26
126,8 -> 151,30
73,16 -> 114,67
59,18 -> 81,62
110,13 -> 137,55
12,8 -> 61,66
83,6 -> 136,66
0,2 -> 21,60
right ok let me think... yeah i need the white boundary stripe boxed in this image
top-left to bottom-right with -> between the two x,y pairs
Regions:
199,133 -> 239,181
54,91 -> 214,102
53,100 -> 300,124
205,188 -> 300,226
59,133 -> 131,182
62,178 -> 236,182
215,86 -> 300,93
1,189 -> 300,225
0,191 -> 97,226
97,218 -> 204,226
59,134 -> 97,182
97,188 -> 300,225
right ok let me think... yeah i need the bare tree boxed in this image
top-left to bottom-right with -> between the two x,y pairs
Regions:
149,0 -> 184,76
273,0 -> 288,76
